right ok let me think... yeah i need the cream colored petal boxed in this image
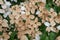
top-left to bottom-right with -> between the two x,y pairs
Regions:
0,20 -> 2,24
50,27 -> 57,32
33,24 -> 38,28
56,36 -> 60,40
54,17 -> 60,23
29,15 -> 35,19
50,8 -> 54,12
10,19 -> 14,24
3,33 -> 10,39
46,27 -> 51,32
34,17 -> 38,23
25,11 -> 30,15
0,0 -> 4,4
50,21 -> 56,26
9,14 -> 14,20
15,14 -> 20,19
20,35 -> 28,40
21,14 -> 27,20
0,27 -> 3,32
31,8 -> 35,14
2,19 -> 8,27
36,22 -> 41,26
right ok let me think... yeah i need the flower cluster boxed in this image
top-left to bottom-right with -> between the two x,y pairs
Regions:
0,0 -> 60,40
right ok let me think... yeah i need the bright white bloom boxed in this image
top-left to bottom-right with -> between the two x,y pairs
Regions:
4,0 -> 11,7
36,10 -> 40,15
20,2 -> 24,5
57,25 -> 60,30
5,2 -> 11,7
41,0 -> 46,3
3,11 -> 11,18
11,0 -> 17,2
4,0 -> 6,2
21,6 -> 26,11
0,9 -> 5,13
44,22 -> 50,27
21,11 -> 25,14
1,4 -> 7,9
14,0 -> 17,2
35,34 -> 40,40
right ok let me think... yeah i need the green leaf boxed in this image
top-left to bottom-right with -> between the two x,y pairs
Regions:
45,0 -> 53,11
9,31 -> 17,40
53,5 -> 60,13
40,31 -> 49,40
45,36 -> 49,40
0,5 -> 2,9
0,32 -> 3,35
17,0 -> 25,5
46,0 -> 60,13
9,24 -> 15,32
39,24 -> 46,33
38,17 -> 42,22
49,32 -> 57,40
40,31 -> 57,40
45,4 -> 51,11
46,0 -> 53,4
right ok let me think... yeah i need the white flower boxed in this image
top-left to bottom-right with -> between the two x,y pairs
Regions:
57,25 -> 60,30
4,0 -> 11,7
3,11 -> 11,18
11,0 -> 17,2
41,0 -> 46,3
20,6 -> 26,11
35,34 -> 40,40
36,10 -> 40,15
20,2 -> 24,5
5,2 -> 11,7
4,0 -> 6,2
1,4 -> 7,9
44,22 -> 50,27
0,9 -> 5,13
21,11 -> 25,14
3,14 -> 8,18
